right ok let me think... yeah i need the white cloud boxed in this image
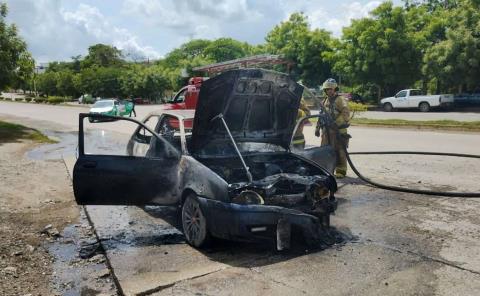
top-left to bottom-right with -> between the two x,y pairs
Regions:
61,4 -> 161,60
310,1 -> 382,36
4,0 -> 388,62
276,0 -> 382,36
121,0 -> 261,40
5,0 -> 160,62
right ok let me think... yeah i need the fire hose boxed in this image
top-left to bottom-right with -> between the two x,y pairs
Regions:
344,149 -> 480,198
311,102 -> 480,198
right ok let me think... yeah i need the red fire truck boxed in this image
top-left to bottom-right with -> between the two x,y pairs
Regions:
160,54 -> 292,111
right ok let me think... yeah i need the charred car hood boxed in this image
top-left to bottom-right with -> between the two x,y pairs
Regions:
191,69 -> 303,153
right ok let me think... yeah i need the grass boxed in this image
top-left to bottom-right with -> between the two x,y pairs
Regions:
351,118 -> 480,131
0,121 -> 57,144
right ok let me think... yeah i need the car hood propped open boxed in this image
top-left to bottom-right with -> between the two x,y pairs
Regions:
191,69 -> 303,153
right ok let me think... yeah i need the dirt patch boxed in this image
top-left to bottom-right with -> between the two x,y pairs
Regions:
0,140 -> 76,295
0,137 -> 116,295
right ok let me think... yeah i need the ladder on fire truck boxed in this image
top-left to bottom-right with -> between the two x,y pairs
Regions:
192,54 -> 293,75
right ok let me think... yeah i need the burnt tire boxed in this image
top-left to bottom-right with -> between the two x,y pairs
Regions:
182,194 -> 210,248
383,103 -> 393,112
419,102 -> 430,112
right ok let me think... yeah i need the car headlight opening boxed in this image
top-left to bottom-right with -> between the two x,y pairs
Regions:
232,190 -> 265,205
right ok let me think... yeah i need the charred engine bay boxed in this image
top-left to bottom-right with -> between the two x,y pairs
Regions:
198,153 -> 335,211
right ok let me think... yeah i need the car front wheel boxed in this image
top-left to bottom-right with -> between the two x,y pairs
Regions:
383,103 -> 393,112
182,194 -> 210,248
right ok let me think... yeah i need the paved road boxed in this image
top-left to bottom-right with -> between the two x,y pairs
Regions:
2,100 -> 480,124
2,101 -> 480,295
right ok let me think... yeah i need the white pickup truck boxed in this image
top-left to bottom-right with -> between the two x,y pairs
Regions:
380,89 -> 454,112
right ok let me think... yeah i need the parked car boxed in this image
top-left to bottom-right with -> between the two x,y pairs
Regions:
73,69 -> 338,250
88,99 -> 133,121
454,93 -> 480,107
380,89 -> 454,112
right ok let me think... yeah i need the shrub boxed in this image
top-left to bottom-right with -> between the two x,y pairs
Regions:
34,97 -> 46,103
0,96 -> 4,100
47,96 -> 65,104
5,97 -> 12,101
25,97 -> 32,102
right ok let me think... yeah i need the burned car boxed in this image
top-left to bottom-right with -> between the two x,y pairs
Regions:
73,69 -> 338,250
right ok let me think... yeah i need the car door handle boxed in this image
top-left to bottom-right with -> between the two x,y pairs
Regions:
83,161 -> 97,168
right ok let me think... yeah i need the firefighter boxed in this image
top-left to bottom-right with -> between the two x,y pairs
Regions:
292,98 -> 311,149
316,78 -> 350,178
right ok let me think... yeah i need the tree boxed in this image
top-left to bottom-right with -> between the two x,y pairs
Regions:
422,1 -> 480,93
161,39 -> 212,68
71,55 -> 82,73
37,72 -> 58,96
0,3 -> 30,90
11,51 -> 34,92
265,13 -> 334,86
122,65 -> 169,101
403,0 -> 460,11
203,38 -> 249,62
56,70 -> 77,97
333,2 -> 422,99
81,44 -> 124,68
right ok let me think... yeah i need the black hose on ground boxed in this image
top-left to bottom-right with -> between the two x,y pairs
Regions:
311,93 -> 480,198
344,149 -> 480,198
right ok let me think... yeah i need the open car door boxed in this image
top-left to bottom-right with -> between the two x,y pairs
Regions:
290,113 -> 336,174
73,113 -> 181,206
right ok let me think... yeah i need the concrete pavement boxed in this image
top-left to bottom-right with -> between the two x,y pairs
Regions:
4,101 -> 480,295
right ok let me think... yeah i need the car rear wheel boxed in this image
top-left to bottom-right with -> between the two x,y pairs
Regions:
419,102 -> 430,112
383,103 -> 393,112
182,194 -> 210,248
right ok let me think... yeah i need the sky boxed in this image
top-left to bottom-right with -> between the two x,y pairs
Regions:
4,0 -> 401,63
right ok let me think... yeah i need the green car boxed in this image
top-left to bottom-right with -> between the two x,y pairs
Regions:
89,99 -> 133,122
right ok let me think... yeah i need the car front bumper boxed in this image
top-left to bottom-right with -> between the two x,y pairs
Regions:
197,196 -> 337,250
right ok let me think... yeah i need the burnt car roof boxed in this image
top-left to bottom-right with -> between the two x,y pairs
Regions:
146,109 -> 195,119
191,68 -> 303,153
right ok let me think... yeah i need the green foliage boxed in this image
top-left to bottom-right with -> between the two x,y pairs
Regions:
81,44 -> 124,68
0,120 -> 56,144
351,118 -> 480,131
332,2 -> 422,100
75,67 -> 124,98
55,70 -> 77,97
11,0 -> 479,101
24,97 -> 32,102
37,72 -> 58,96
34,96 -> 46,103
161,39 -> 212,68
11,51 -> 35,92
47,96 -> 65,104
121,64 -> 170,102
92,67 -> 124,97
422,1 -> 480,93
0,3 -> 31,91
203,38 -> 250,62
266,13 -> 334,86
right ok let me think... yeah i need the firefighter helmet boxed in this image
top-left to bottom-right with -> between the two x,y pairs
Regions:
322,78 -> 338,90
